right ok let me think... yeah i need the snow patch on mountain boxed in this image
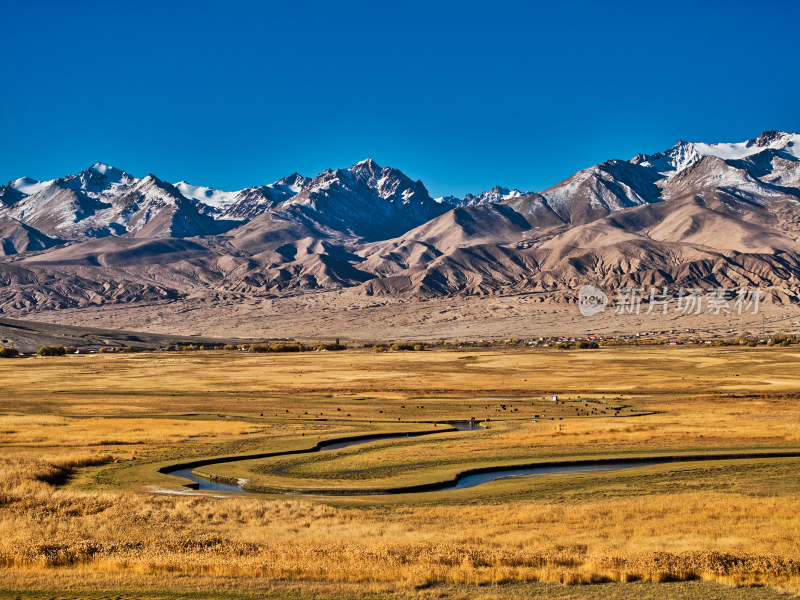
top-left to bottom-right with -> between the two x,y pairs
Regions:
695,131 -> 800,161
175,181 -> 240,209
11,177 -> 51,196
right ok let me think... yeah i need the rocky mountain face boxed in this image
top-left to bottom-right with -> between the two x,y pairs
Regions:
2,131 -> 800,314
273,159 -> 450,240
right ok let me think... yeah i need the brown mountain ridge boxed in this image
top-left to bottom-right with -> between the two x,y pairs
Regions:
2,132 -> 800,324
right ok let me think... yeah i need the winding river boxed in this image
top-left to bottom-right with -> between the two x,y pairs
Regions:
161,422 -> 480,493
159,421 -> 800,495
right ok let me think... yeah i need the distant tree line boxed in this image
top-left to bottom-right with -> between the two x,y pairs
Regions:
4,334 -> 798,360
159,340 -> 349,352
248,341 -> 347,353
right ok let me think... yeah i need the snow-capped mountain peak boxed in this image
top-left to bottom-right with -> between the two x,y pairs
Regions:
631,140 -> 701,174
438,186 -> 529,207
273,172 -> 311,194
352,157 -> 379,170
348,158 -> 384,186
64,164 -> 135,196
694,130 -> 800,161
88,162 -> 127,181
632,131 -> 800,177
531,130 -> 800,225
342,159 -> 430,205
267,160 -> 447,240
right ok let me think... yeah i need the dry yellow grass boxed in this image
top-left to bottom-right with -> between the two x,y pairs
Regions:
0,346 -> 798,598
1,463 -> 798,593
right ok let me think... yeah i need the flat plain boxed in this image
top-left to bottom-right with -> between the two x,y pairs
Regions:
22,290 -> 800,342
0,345 -> 799,599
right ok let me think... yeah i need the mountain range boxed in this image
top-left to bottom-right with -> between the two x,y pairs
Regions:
1,130 -> 800,316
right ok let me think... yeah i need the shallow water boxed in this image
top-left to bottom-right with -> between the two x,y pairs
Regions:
166,467 -> 245,492
449,461 -> 657,490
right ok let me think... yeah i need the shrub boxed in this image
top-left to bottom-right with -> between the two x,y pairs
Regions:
0,347 -> 19,358
576,341 -> 599,349
273,344 -> 304,352
223,344 -> 237,351
374,345 -> 388,353
37,346 -> 66,357
413,344 -> 425,351
63,346 -> 77,354
390,343 -> 415,351
768,334 -> 797,347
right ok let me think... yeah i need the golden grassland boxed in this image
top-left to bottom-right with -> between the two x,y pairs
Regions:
0,346 -> 799,598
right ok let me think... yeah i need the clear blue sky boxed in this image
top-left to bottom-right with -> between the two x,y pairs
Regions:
2,0 -> 798,197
